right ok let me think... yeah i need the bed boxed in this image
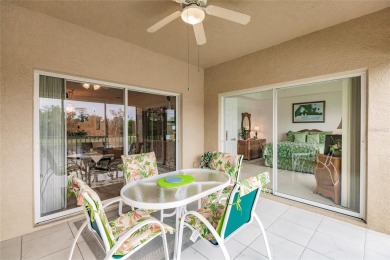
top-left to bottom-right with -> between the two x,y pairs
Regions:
263,129 -> 331,174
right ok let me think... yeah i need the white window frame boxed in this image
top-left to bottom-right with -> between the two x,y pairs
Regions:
219,69 -> 366,219
34,70 -> 181,224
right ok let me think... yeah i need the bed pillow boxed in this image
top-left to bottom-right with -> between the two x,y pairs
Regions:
286,131 -> 295,142
287,131 -> 307,142
294,133 -> 307,143
307,131 -> 333,143
307,133 -> 320,144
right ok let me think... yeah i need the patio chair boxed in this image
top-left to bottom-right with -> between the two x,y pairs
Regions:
177,173 -> 272,260
199,151 -> 243,208
120,152 -> 162,214
67,158 -> 84,179
121,152 -> 158,183
68,177 -> 174,260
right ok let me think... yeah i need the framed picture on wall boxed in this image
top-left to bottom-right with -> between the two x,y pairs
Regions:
292,101 -> 325,123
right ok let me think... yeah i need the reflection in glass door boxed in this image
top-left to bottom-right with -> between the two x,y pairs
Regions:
128,91 -> 176,173
35,72 -> 179,223
65,81 -> 124,208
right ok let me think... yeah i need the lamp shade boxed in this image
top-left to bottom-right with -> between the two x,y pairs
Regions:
337,119 -> 342,129
181,6 -> 205,25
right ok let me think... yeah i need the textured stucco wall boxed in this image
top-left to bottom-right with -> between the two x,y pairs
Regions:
0,3 -> 204,240
205,8 -> 390,233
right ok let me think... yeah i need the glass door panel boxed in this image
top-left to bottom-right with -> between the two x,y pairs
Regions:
39,75 -> 66,217
224,90 -> 274,190
128,91 -> 176,173
275,77 -> 362,214
65,81 -> 124,205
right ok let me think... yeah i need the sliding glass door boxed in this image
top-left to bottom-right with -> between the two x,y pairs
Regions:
275,76 -> 364,215
222,73 -> 366,218
35,72 -> 179,223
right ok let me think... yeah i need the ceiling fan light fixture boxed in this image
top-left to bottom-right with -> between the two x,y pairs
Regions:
181,5 -> 205,25
93,84 -> 101,90
82,83 -> 90,89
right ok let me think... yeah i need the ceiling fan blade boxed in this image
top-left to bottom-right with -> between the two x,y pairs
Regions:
147,11 -> 181,33
172,0 -> 182,3
206,5 -> 250,25
193,22 -> 206,45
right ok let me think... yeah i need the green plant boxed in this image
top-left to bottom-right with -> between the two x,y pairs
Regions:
240,127 -> 250,139
329,139 -> 342,152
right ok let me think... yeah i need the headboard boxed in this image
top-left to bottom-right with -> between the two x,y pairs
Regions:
285,129 -> 323,137
298,129 -> 323,133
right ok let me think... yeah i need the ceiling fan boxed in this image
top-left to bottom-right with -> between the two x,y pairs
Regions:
147,0 -> 251,45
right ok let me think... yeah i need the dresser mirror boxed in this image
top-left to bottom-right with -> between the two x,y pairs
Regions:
241,112 -> 251,139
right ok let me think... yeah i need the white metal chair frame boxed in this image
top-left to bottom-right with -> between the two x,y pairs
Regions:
68,193 -> 169,260
178,184 -> 272,260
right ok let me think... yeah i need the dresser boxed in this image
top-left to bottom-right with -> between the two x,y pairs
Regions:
238,139 -> 266,160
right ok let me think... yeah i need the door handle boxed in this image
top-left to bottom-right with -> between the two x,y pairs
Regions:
226,131 -> 228,141
231,138 -> 236,141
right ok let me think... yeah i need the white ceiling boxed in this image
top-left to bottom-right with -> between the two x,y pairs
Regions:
10,0 -> 390,68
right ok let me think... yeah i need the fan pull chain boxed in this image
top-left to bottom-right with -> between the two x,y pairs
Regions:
187,23 -> 190,91
198,39 -> 200,72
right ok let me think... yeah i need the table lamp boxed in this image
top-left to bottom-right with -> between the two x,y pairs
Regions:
254,126 -> 259,139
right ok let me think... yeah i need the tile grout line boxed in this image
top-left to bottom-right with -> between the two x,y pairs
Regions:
297,216 -> 324,260
300,215 -> 323,258
302,216 -> 335,259
19,236 -> 22,260
67,221 -> 80,260
278,214 -> 322,232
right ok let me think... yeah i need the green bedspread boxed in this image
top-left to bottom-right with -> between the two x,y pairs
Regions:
263,141 -> 324,174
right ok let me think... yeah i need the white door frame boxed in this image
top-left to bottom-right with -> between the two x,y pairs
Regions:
218,69 -> 366,219
34,70 -> 181,224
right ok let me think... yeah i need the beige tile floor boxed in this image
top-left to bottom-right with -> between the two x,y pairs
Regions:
1,162 -> 389,260
1,197 -> 389,260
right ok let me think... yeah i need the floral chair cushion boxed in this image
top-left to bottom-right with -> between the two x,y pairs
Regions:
71,177 -> 116,247
238,172 -> 270,196
200,152 -> 243,207
184,203 -> 226,241
200,185 -> 233,207
209,152 -> 243,184
121,152 -> 158,183
186,172 -> 270,242
110,209 -> 175,256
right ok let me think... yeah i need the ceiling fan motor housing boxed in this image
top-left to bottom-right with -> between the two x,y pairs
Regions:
182,0 -> 207,8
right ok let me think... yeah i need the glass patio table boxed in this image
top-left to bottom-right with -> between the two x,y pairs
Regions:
67,152 -> 114,185
120,168 -> 231,259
